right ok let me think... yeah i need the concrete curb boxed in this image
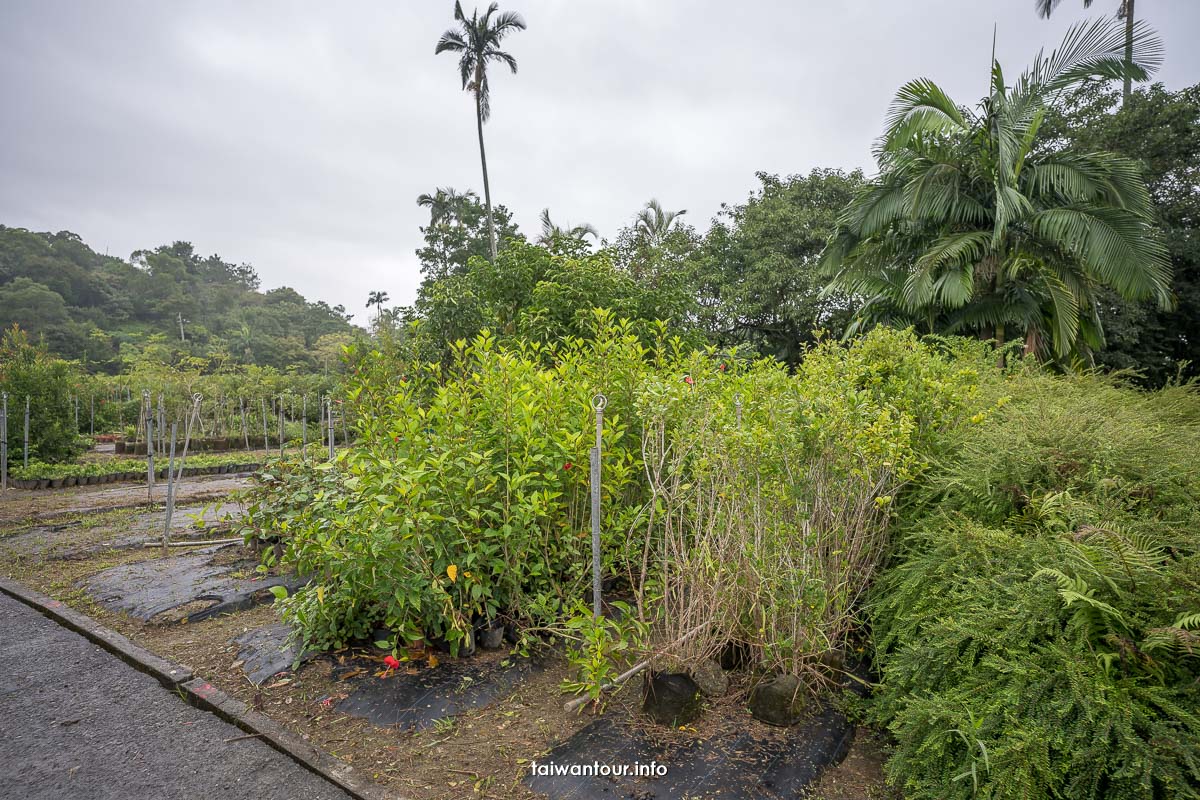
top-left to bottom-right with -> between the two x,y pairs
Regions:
0,575 -> 400,800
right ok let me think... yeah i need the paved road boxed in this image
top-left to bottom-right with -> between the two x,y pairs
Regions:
0,592 -> 353,800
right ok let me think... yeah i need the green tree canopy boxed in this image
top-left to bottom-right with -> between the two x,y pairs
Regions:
1042,81 -> 1200,383
691,169 -> 864,364
822,19 -> 1170,361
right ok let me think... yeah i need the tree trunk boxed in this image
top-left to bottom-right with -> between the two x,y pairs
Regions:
475,91 -> 497,262
1123,0 -> 1135,107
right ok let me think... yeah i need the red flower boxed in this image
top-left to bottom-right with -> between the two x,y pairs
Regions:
383,655 -> 401,670
683,376 -> 694,386
718,363 -> 727,372
563,462 -> 574,471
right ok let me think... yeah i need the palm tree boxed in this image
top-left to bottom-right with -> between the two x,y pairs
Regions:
1035,0 -> 1138,105
366,290 -> 390,325
417,187 -> 478,228
435,2 -> 526,262
537,208 -> 598,245
634,199 -> 687,247
821,18 -> 1169,360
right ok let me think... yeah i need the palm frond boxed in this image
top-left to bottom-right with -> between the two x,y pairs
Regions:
1031,205 -> 1171,303
881,78 -> 968,152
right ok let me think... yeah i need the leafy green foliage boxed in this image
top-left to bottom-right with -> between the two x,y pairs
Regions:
415,196 -> 524,283
870,372 -> 1200,798
247,316 -> 659,654
632,329 -> 995,677
822,19 -> 1171,361
690,169 -> 865,364
0,227 -> 356,373
246,323 -> 998,704
1043,81 -> 1200,384
0,326 -> 81,461
413,242 -> 701,361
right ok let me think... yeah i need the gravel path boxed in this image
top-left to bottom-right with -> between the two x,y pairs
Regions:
0,592 -> 353,800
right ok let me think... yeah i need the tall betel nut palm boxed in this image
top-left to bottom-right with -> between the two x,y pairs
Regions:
821,18 -> 1170,360
436,2 -> 526,262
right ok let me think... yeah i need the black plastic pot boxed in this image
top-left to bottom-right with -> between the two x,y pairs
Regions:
642,671 -> 702,726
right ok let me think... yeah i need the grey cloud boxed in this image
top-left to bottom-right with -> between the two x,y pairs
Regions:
2,0 -> 1197,316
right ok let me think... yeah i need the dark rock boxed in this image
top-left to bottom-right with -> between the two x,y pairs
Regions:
750,673 -> 806,727
642,671 -> 702,726
819,648 -> 845,670
691,659 -> 729,697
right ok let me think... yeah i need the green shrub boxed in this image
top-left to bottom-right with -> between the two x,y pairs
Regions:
0,325 -> 81,462
630,330 -> 994,678
256,316 -> 656,653
247,323 -> 996,690
871,373 -> 1200,799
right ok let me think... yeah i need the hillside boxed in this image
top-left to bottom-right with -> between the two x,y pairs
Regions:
0,225 -> 356,373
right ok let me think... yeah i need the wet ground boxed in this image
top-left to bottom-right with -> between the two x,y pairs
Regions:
0,473 -> 891,800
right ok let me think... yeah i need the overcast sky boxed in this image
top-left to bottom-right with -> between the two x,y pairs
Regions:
2,1 -> 1198,322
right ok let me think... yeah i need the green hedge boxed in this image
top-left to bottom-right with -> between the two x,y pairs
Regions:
870,372 -> 1200,799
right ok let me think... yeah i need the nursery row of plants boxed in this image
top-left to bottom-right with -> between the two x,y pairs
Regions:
238,320 -> 1200,799
0,324 -> 347,464
7,452 -> 265,489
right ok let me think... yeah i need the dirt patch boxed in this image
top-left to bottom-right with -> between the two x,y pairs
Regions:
0,473 -> 251,526
805,728 -> 895,800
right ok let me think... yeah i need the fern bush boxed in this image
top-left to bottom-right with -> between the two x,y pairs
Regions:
871,373 -> 1200,799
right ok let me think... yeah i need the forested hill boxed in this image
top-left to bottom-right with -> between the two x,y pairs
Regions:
0,225 -> 357,374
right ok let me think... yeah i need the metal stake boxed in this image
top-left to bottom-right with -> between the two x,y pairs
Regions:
1,392 -> 8,491
240,397 -> 249,450
23,396 -> 30,468
144,391 -> 155,499
590,393 -> 607,619
163,422 -> 177,554
327,397 -> 335,460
